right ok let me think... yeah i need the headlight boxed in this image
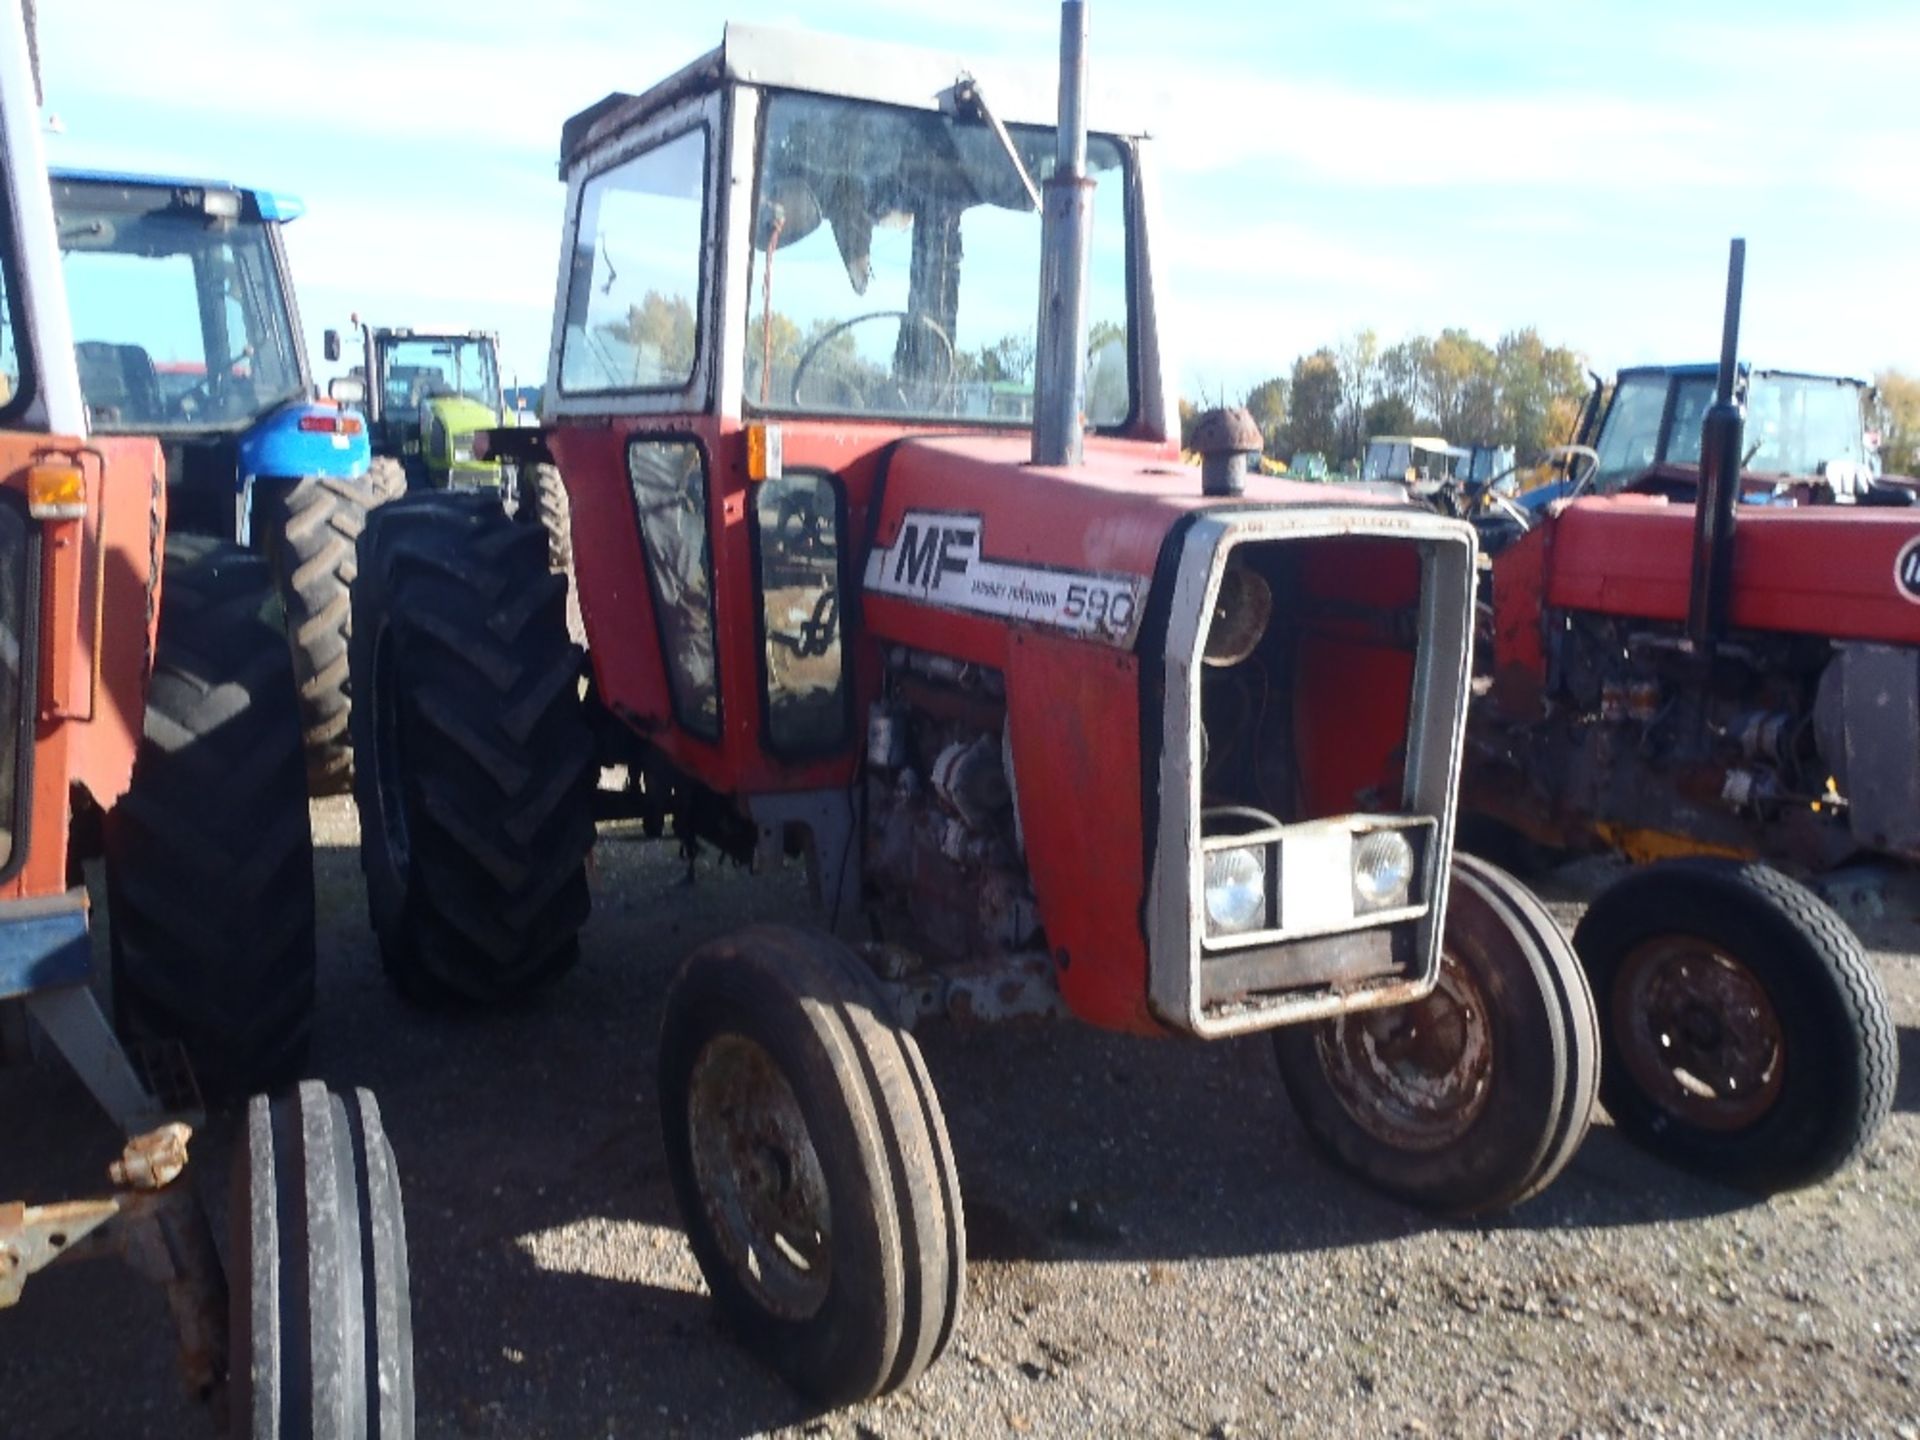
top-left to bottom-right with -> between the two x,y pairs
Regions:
452,433 -> 476,463
1203,846 -> 1267,935
1352,829 -> 1415,912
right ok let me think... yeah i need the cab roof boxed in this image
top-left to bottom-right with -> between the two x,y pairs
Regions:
49,166 -> 304,222
560,21 -> 1151,175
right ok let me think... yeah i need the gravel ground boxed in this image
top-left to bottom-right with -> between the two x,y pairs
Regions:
3,797 -> 1917,1439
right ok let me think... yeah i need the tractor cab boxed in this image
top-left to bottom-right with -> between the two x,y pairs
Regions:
1524,362 -> 1888,511
330,321 -> 504,489
48,172 -> 370,538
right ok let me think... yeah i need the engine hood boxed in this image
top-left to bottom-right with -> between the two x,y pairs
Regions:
862,434 -> 1409,653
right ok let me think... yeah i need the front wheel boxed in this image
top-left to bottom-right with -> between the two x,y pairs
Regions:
1274,854 -> 1600,1216
1574,859 -> 1896,1193
658,926 -> 965,1405
230,1082 -> 414,1439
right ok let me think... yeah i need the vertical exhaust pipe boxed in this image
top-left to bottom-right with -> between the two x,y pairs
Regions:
1686,238 -> 1746,653
1031,0 -> 1093,468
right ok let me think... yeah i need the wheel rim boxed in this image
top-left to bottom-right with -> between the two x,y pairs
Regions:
687,1034 -> 833,1320
370,629 -> 411,873
1314,950 -> 1495,1152
1612,937 -> 1785,1132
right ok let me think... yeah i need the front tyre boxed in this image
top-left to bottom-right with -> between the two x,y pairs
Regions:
1274,855 -> 1600,1216
104,535 -> 316,1101
231,1082 -> 415,1439
658,926 -> 965,1405
1573,858 -> 1895,1193
260,471 -> 400,795
350,493 -> 594,1004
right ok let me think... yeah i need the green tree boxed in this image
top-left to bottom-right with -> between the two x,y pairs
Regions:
1286,349 -> 1343,459
1874,367 -> 1920,475
1243,376 -> 1289,456
601,291 -> 695,384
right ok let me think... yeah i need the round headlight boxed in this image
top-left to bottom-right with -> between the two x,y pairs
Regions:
1352,829 -> 1416,910
1203,846 -> 1267,935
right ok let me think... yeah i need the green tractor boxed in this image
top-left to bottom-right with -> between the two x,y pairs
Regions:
326,320 -> 506,491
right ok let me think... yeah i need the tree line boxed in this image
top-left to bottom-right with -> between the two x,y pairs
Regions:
1184,326 -> 1591,467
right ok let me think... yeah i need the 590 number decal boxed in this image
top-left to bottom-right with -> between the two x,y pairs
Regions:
866,509 -> 1147,647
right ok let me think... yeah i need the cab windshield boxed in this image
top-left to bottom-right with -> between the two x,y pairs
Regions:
1665,373 -> 1867,477
377,336 -> 500,414
52,182 -> 304,432
744,91 -> 1132,426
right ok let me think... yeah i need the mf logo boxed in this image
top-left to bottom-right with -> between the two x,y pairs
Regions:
893,519 -> 979,593
1898,536 -> 1920,605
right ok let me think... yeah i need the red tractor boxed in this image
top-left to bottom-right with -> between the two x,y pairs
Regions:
0,8 -> 412,1433
351,6 -> 1597,1405
1460,242 -> 1901,1195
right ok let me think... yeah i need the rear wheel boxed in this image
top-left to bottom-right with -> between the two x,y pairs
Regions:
230,1082 -> 414,1440
517,462 -> 584,646
104,535 -> 316,1101
658,926 -> 965,1405
350,493 -> 594,1004
260,471 -> 400,795
1574,859 -> 1896,1193
1274,855 -> 1599,1215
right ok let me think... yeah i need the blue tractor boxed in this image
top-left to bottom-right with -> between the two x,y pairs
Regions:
48,169 -> 405,792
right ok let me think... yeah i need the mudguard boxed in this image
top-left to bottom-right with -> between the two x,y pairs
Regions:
238,401 -> 372,488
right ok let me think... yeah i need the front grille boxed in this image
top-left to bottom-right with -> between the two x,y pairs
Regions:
1146,508 -> 1477,1037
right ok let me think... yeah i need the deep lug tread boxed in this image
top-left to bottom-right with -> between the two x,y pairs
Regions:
352,492 -> 594,1005
105,535 -> 317,1100
261,471 -> 401,795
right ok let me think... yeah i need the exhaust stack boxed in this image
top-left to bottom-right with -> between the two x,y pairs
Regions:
1031,1 -> 1093,468
1686,238 -> 1747,653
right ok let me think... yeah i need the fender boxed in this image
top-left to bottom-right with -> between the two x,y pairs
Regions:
234,400 -> 372,541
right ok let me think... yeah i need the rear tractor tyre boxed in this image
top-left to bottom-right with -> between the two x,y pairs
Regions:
350,493 -> 594,1005
260,469 -> 401,795
516,462 -> 584,647
231,1082 -> 414,1440
658,926 -> 965,1406
1573,858 -> 1896,1193
1274,854 -> 1600,1216
104,535 -> 316,1101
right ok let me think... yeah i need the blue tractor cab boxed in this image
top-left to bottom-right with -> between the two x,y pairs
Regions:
50,169 -> 401,789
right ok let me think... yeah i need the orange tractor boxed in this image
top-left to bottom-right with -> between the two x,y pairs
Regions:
0,8 -> 411,1433
352,5 -> 1596,1405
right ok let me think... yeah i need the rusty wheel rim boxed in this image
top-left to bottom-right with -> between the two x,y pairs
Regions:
1612,938 -> 1784,1132
1315,951 -> 1495,1152
687,1034 -> 833,1320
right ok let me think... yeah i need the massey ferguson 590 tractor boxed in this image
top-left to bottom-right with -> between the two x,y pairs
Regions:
352,6 -> 1596,1404
1461,243 -> 1901,1195
0,9 -> 412,1434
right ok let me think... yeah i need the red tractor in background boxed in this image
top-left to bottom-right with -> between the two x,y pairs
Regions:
351,5 -> 1601,1406
1460,241 -> 1901,1195
0,8 -> 412,1434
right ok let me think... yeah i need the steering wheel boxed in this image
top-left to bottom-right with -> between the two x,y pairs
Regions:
169,370 -> 222,420
789,310 -> 956,414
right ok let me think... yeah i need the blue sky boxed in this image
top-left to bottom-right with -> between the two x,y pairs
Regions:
36,0 -> 1920,403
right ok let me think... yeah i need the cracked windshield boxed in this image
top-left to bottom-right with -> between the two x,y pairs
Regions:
746,92 -> 1131,424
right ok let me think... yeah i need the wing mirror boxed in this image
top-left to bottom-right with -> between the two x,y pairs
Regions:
328,375 -> 366,405
323,328 -> 342,363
